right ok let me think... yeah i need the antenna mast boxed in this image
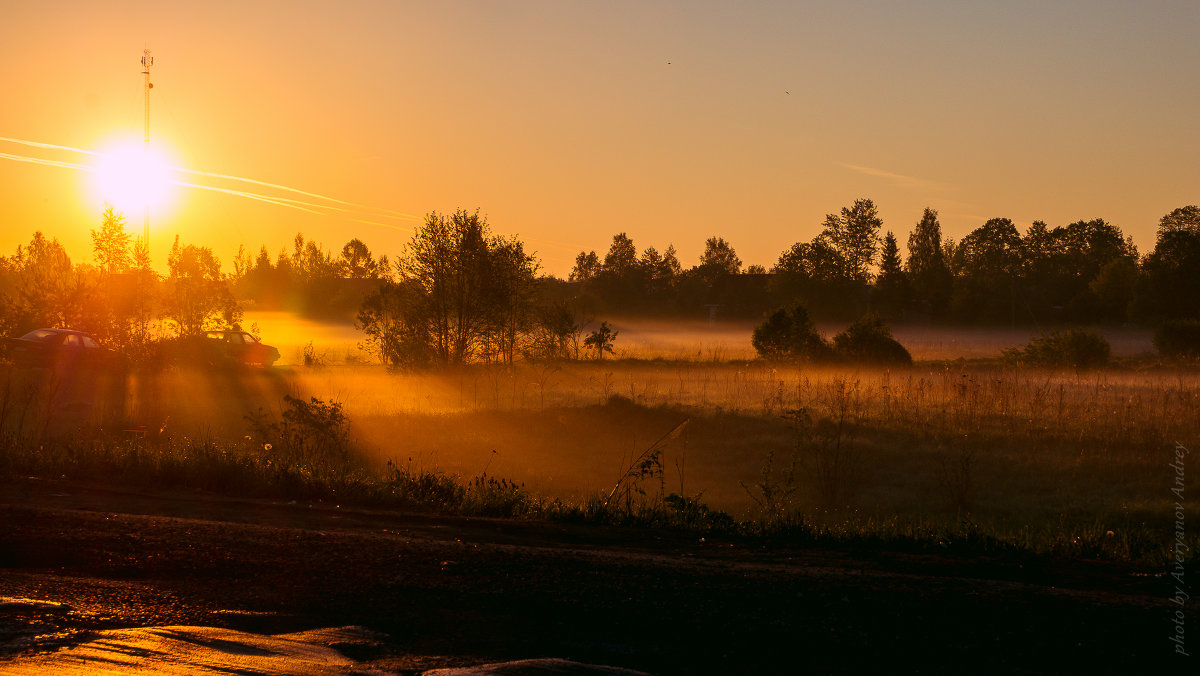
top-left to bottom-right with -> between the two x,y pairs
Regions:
141,48 -> 154,253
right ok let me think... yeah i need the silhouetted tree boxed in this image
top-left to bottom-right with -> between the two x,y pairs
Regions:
232,244 -> 254,280
164,236 -> 240,337
603,233 -> 638,277
570,250 -> 601,281
482,235 -> 539,364
1132,206 -> 1200,321
1024,218 -> 1136,321
872,231 -> 908,319
638,245 -> 680,302
91,204 -> 133,274
770,236 -> 855,318
698,236 -> 742,277
584,321 -> 618,360
1089,257 -> 1139,323
357,278 -> 432,368
0,232 -> 89,335
339,238 -> 379,279
1158,205 -> 1200,237
525,301 -> 583,360
905,208 -> 952,317
751,305 -> 830,361
360,209 -> 538,366
821,198 -> 882,283
949,218 -> 1024,323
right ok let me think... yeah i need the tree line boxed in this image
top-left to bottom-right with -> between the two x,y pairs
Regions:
1,200 -> 1197,368
0,205 -> 240,356
566,201 -> 1200,325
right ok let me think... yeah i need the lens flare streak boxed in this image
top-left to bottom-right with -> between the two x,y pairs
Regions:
0,135 -> 418,228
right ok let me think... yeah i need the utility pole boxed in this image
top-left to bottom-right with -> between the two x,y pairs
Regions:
141,48 -> 154,254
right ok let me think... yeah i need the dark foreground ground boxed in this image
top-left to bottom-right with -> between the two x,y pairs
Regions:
0,477 -> 1191,674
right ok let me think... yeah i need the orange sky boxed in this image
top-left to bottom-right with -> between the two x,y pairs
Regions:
1,1 -> 1196,276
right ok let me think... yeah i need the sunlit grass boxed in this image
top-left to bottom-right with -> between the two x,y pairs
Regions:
0,318 -> 1193,566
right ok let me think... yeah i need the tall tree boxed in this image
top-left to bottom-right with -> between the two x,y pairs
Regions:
1023,218 -> 1136,321
570,250 -> 601,281
91,204 -> 133,274
820,198 -> 883,283
602,233 -> 638,276
769,236 -> 853,318
164,236 -> 240,337
949,218 -> 1024,323
698,236 -> 742,276
905,208 -> 952,316
339,238 -> 379,279
132,236 -> 152,272
0,232 -> 85,335
872,231 -> 908,319
661,245 -> 683,278
1132,206 -> 1200,321
367,209 -> 539,366
482,235 -> 539,364
1158,205 -> 1200,237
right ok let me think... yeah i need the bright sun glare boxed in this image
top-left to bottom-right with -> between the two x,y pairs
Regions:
90,139 -> 177,219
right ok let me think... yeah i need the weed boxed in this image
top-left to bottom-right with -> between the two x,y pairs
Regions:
801,378 -> 864,508
741,449 -> 801,519
604,416 -> 689,511
937,443 -> 975,512
302,341 -> 327,367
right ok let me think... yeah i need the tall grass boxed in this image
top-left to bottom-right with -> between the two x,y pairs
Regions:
1,354 -> 1196,566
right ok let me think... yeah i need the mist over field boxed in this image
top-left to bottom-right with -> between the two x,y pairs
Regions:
31,311 -> 1169,526
246,310 -> 1158,366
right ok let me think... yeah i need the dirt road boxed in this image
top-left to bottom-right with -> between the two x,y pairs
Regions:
0,477 -> 1188,673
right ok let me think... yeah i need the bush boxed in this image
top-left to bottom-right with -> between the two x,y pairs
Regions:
1154,319 -> 1200,361
1005,328 -> 1110,370
831,315 -> 912,366
751,305 -> 832,361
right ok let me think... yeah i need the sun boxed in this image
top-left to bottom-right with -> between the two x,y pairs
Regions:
89,138 -> 178,219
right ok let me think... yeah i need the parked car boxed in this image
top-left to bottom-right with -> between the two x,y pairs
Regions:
4,328 -> 122,372
204,330 -> 281,367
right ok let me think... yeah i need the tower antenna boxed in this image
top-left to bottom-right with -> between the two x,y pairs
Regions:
141,48 -> 154,254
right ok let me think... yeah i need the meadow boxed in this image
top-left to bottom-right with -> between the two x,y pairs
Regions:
1,316 -> 1195,565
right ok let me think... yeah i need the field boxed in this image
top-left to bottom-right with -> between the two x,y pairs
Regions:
1,315 -> 1194,563
2,316 -> 1197,672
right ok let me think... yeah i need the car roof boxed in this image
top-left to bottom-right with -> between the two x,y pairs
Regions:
18,328 -> 88,341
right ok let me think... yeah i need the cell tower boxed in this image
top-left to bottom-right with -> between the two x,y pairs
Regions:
141,48 -> 154,253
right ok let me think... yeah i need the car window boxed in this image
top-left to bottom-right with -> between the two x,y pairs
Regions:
228,333 -> 245,345
63,334 -> 81,347
82,336 -> 99,348
19,329 -> 58,342
240,333 -> 259,344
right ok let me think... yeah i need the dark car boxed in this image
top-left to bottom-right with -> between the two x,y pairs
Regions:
4,328 -> 122,372
205,330 -> 281,367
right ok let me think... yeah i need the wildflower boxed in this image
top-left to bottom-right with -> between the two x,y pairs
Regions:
264,443 -> 273,451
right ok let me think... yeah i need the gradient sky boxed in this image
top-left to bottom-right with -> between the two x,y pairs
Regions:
1,0 -> 1196,276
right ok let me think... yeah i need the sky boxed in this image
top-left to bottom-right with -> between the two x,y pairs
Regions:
1,0 -> 1196,276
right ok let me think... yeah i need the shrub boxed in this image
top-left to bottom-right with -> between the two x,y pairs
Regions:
831,315 -> 912,366
584,321 -> 619,359
1005,328 -> 1110,370
751,305 -> 831,361
1154,319 -> 1200,361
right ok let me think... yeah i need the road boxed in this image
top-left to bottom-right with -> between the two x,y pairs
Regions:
0,477 -> 1188,673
